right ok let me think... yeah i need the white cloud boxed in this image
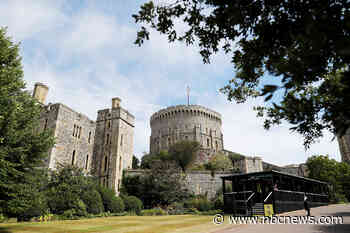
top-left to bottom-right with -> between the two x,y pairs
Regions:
0,0 -> 66,41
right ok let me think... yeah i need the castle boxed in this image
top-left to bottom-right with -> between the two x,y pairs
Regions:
33,81 -> 325,197
33,83 -> 134,195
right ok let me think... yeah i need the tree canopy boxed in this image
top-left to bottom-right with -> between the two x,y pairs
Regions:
306,155 -> 350,202
133,0 -> 350,147
168,140 -> 200,172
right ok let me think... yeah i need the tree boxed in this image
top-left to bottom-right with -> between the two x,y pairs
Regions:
140,150 -> 170,169
140,160 -> 191,208
168,140 -> 200,172
0,27 -> 54,218
132,155 -> 140,169
133,1 -> 350,147
306,155 -> 350,203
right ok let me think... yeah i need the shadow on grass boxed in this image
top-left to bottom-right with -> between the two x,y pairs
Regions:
0,227 -> 12,233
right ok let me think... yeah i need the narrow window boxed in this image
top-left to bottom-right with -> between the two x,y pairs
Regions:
85,154 -> 89,170
216,141 -> 218,150
119,156 -> 122,171
168,137 -> 171,146
120,135 -> 123,146
88,131 -> 91,143
108,121 -> 111,129
185,136 -> 188,140
73,124 -> 76,136
104,156 -> 108,172
207,138 -> 210,147
44,119 -> 48,130
106,134 -> 109,145
71,150 -> 76,165
78,127 -> 81,139
118,179 -> 121,190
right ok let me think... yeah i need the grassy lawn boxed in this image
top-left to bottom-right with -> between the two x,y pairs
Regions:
0,215 -> 235,233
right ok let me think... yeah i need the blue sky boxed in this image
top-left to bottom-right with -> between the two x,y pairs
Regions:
0,0 -> 340,165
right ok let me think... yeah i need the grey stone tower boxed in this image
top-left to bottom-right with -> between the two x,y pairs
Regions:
93,98 -> 135,194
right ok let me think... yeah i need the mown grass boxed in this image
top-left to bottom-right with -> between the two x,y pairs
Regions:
0,215 -> 234,233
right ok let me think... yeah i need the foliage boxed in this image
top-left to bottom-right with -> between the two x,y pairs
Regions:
110,196 -> 125,214
306,155 -> 350,202
168,140 -> 200,172
132,155 -> 140,169
133,1 -> 350,148
204,153 -> 232,176
124,160 -> 192,209
121,175 -> 143,197
167,202 -> 185,215
141,208 -> 167,216
0,27 -> 54,219
213,196 -> 224,211
123,196 -> 142,215
140,151 -> 170,169
81,189 -> 104,215
97,186 -> 118,213
184,197 -> 213,212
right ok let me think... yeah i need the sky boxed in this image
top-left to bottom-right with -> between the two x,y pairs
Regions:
0,0 -> 341,166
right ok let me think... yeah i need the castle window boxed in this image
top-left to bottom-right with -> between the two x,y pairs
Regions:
104,156 -> 108,172
207,138 -> 210,147
71,150 -> 76,165
108,121 -> 111,129
44,119 -> 48,131
85,154 -> 89,170
120,135 -> 123,146
185,136 -> 188,140
88,131 -> 91,143
216,141 -> 218,150
78,127 -> 81,139
106,134 -> 109,145
119,156 -> 122,171
73,124 -> 76,136
118,179 -> 121,190
168,137 -> 171,146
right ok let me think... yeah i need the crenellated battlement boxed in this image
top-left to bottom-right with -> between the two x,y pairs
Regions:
150,105 -> 222,125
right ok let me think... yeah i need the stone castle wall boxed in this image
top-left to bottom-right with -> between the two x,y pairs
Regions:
150,105 -> 224,164
39,103 -> 95,170
125,169 -> 231,199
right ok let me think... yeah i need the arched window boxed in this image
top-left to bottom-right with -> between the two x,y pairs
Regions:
71,150 -> 76,165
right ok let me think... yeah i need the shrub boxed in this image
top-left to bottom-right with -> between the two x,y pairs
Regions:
110,197 -> 125,213
123,196 -> 143,215
213,196 -> 224,210
141,208 -> 167,216
97,186 -> 117,212
81,189 -> 104,214
184,197 -> 213,212
167,202 -> 185,215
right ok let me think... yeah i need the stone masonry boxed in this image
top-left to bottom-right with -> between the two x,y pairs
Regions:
33,83 -> 134,195
150,105 -> 224,164
93,98 -> 135,194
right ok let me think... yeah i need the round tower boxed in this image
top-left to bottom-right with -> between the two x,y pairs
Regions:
150,105 -> 224,164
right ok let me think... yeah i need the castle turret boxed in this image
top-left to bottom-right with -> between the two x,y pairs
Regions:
33,82 -> 49,104
93,97 -> 135,195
